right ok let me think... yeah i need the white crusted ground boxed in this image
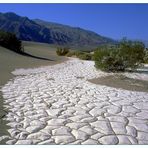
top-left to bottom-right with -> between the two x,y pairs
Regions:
1,58 -> 148,145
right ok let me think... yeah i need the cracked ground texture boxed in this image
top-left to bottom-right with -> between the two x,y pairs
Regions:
0,58 -> 148,145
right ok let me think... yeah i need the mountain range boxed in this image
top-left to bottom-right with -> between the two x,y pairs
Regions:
0,12 -> 116,49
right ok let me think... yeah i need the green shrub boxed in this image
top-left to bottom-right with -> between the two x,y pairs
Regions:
75,51 -> 84,57
94,48 -> 124,72
94,39 -> 145,72
66,49 -> 93,60
74,51 -> 92,60
144,50 -> 148,63
56,47 -> 69,56
77,53 -> 92,60
66,51 -> 76,57
119,39 -> 145,70
0,30 -> 22,53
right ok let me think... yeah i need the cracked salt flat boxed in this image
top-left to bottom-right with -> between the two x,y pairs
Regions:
1,58 -> 148,144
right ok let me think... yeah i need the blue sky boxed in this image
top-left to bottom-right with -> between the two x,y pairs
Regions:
0,4 -> 148,40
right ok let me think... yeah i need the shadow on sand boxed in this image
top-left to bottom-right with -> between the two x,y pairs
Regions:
21,52 -> 54,61
131,66 -> 148,75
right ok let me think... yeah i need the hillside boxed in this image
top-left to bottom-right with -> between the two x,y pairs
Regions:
0,12 -> 116,49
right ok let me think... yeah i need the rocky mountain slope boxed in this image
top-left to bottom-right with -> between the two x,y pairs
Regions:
0,12 -> 116,49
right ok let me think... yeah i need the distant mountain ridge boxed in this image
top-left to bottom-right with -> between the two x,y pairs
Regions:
0,12 -> 116,49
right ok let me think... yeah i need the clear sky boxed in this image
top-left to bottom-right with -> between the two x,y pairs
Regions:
0,3 -> 148,40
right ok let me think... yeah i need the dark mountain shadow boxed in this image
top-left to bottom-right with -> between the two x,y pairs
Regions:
20,51 -> 54,61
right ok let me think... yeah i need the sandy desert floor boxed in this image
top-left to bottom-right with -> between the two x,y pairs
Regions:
0,58 -> 148,145
0,41 -> 67,144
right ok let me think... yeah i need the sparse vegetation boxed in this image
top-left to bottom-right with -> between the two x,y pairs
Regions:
56,48 -> 93,60
94,38 -> 146,72
76,52 -> 93,60
144,50 -> 148,63
66,50 -> 93,60
0,30 -> 22,53
56,47 -> 69,56
66,51 -> 76,57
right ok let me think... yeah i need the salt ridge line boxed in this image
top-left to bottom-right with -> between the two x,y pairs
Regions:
0,58 -> 148,144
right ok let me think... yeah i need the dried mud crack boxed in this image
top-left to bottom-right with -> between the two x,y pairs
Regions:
0,58 -> 148,144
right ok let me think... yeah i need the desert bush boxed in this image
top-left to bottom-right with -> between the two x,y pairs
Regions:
77,53 -> 92,60
66,51 -> 76,57
0,30 -> 22,53
94,39 -> 145,72
144,50 -> 148,63
74,51 -> 83,57
74,51 -> 92,60
66,50 -> 93,60
94,47 -> 124,72
119,39 -> 145,70
56,47 -> 69,56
